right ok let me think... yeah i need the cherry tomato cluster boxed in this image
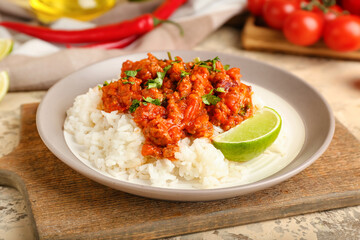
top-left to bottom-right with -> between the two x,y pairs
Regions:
247,0 -> 360,52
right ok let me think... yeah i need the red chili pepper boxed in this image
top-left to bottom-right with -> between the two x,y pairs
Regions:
80,0 -> 188,50
27,0 -> 187,49
153,0 -> 188,19
77,35 -> 139,49
0,14 -> 158,44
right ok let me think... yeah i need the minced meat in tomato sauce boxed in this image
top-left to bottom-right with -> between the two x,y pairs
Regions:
101,53 -> 253,160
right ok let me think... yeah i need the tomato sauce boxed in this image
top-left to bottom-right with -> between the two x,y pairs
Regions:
101,53 -> 253,160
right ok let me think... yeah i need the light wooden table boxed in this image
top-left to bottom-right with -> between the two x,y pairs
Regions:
1,26 -> 360,240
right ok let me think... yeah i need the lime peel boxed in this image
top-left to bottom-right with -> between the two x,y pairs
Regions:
212,107 -> 282,162
0,71 -> 10,103
0,39 -> 13,61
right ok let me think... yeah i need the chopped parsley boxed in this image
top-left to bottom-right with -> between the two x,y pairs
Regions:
143,97 -> 162,106
215,87 -> 225,93
147,80 -> 162,89
212,57 -> 220,71
129,99 -> 141,113
163,65 -> 172,72
180,70 -> 190,78
240,106 -> 247,116
129,97 -> 164,113
224,64 -> 230,71
201,89 -> 221,105
123,81 -> 135,85
167,51 -> 172,61
194,57 -> 201,63
98,80 -> 110,90
211,56 -> 222,72
194,56 -> 222,72
198,64 -> 212,69
167,54 -> 182,64
124,69 -> 141,78
147,65 -> 171,89
147,72 -> 164,89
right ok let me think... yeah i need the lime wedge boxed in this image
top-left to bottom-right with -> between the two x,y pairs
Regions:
0,71 -> 9,103
0,39 -> 13,61
212,107 -> 282,162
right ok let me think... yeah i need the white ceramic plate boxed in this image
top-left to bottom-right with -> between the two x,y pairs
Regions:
37,50 -> 334,201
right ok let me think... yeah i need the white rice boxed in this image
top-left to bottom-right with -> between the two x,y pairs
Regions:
64,87 -> 278,189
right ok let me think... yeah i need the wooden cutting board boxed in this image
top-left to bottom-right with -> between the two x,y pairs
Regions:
0,103 -> 360,240
242,16 -> 360,60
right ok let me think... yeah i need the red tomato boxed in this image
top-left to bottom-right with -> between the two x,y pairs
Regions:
323,15 -> 360,51
341,0 -> 360,15
312,5 -> 343,22
283,10 -> 324,46
248,0 -> 267,16
263,0 -> 300,29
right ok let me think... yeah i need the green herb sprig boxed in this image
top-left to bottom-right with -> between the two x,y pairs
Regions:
180,70 -> 190,78
124,69 -> 141,79
215,87 -> 225,93
146,65 -> 172,89
129,99 -> 141,113
143,97 -> 162,106
202,89 -> 221,105
129,97 -> 162,113
194,56 -> 224,72
123,81 -> 135,85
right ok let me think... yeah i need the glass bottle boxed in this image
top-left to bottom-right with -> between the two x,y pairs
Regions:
29,0 -> 116,23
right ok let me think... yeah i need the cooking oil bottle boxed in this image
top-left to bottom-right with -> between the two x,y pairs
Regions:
29,0 -> 116,23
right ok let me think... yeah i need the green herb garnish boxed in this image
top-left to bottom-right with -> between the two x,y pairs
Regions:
215,87 -> 225,93
129,99 -> 141,113
103,81 -> 109,86
194,57 -> 222,72
194,57 -> 201,63
167,52 -> 172,61
163,65 -> 172,72
201,89 -> 221,105
124,69 -> 141,78
147,72 -> 164,89
147,66 -> 171,89
180,70 -> 190,78
123,81 -> 135,85
143,97 -> 162,106
199,64 -> 212,69
212,57 -> 219,71
224,64 -> 230,71
147,80 -> 162,89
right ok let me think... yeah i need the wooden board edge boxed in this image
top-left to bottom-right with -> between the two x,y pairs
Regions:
241,16 -> 360,61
